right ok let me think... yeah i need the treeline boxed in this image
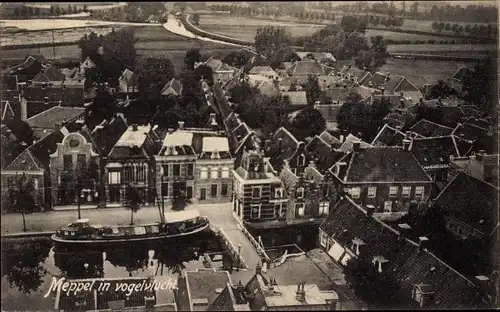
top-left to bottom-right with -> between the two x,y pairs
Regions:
10,4 -> 89,17
90,3 -> 167,23
431,22 -> 498,38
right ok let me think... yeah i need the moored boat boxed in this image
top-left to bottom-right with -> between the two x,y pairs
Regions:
51,209 -> 210,244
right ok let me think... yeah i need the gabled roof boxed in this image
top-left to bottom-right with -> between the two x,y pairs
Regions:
27,106 -> 85,132
286,61 -> 325,76
119,68 -> 139,88
268,127 -> 301,169
3,56 -> 42,76
1,100 -> 16,120
21,85 -> 85,107
319,131 -> 342,148
29,129 -> 65,168
235,149 -> 279,181
225,112 -> 256,155
433,171 -> 499,234
208,283 -> 248,311
5,147 -> 44,171
205,57 -> 234,72
32,65 -> 66,83
84,114 -> 128,155
337,134 -> 372,153
184,270 -> 232,309
331,146 -> 432,183
161,78 -> 183,96
249,65 -> 278,78
409,136 -> 471,168
305,135 -> 344,171
452,122 -> 489,143
319,196 -> 480,309
452,66 -> 473,81
80,57 -> 96,69
324,87 -> 350,103
361,71 -> 388,89
257,80 -> 279,97
108,125 -> 156,159
296,51 -> 336,62
339,66 -> 366,80
410,119 -> 454,138
371,124 -> 406,147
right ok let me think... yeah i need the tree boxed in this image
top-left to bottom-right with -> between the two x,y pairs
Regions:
229,82 -> 258,104
83,4 -> 88,13
172,189 -> 190,211
370,36 -> 388,68
34,7 -> 40,16
184,49 -> 202,70
283,51 -> 301,62
340,15 -> 367,34
135,56 -> 175,103
445,23 -> 451,31
290,106 -> 326,140
8,175 -> 36,232
194,64 -> 214,85
305,74 -> 321,105
254,26 -> 292,60
461,59 -> 497,114
55,5 -> 61,15
223,50 -> 250,67
192,13 -> 200,26
426,80 -> 457,99
125,184 -> 144,225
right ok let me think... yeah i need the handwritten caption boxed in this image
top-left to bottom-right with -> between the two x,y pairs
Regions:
44,277 -> 177,298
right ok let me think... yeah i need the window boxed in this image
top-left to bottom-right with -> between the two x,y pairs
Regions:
221,167 -> 230,178
221,184 -> 228,196
402,186 -> 411,197
389,186 -> 398,197
161,182 -> 169,197
297,154 -> 306,166
319,202 -> 329,215
63,155 -> 73,171
33,178 -> 39,189
124,166 -> 133,182
322,184 -> 329,197
384,201 -> 393,213
415,186 -> 424,198
187,164 -> 194,176
173,164 -> 180,177
320,231 -> 327,247
296,188 -> 304,199
368,187 -> 376,198
275,188 -> 283,198
296,203 -> 305,216
76,154 -> 86,169
251,204 -> 261,219
457,227 -> 463,235
252,187 -> 261,199
211,167 -> 219,179
200,167 -> 208,180
108,171 -> 120,184
211,184 -> 218,197
351,187 -> 360,199
162,165 -> 169,177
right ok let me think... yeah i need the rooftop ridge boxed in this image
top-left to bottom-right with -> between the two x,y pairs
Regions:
412,118 -> 454,130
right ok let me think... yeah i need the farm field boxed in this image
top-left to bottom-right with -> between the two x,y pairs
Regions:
387,44 -> 496,57
25,2 -> 127,10
197,14 -> 472,43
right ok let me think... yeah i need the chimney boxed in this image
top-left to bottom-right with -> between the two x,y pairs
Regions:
353,141 -> 361,152
264,139 -> 271,151
418,236 -> 429,251
398,223 -> 411,239
168,128 -> 174,134
278,138 -> 283,151
132,124 -> 138,131
476,150 -> 485,161
380,86 -> 385,95
178,121 -> 184,130
366,205 -> 375,216
402,139 -> 411,151
256,261 -> 262,274
309,160 -> 315,168
363,66 -> 367,72
339,134 -> 344,143
459,133 -> 465,142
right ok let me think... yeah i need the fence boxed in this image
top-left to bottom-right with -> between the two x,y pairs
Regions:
209,224 -> 247,269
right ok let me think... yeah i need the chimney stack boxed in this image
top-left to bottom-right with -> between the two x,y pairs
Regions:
353,141 -> 361,152
278,137 -> 283,152
295,282 -> 306,301
339,134 -> 345,143
168,128 -> 174,134
366,205 -> 375,216
476,150 -> 486,161
402,139 -> 411,151
398,223 -> 411,239
418,236 -> 429,251
132,124 -> 138,131
178,121 -> 184,130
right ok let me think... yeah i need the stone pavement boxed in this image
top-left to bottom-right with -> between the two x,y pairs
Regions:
1,202 -> 263,271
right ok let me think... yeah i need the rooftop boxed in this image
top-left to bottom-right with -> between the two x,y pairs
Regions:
185,270 -> 232,308
115,125 -> 151,147
410,119 -> 454,138
371,124 -> 406,147
27,106 -> 85,130
409,136 -> 472,168
286,61 -> 325,76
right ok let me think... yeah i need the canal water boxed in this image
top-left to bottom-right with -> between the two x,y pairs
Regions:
248,224 -> 320,252
1,231 -> 227,311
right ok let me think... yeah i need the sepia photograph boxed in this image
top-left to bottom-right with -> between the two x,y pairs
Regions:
0,1 -> 498,311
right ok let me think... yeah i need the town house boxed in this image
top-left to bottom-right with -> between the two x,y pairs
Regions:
49,131 -> 100,206
154,121 -> 234,203
232,149 -> 287,224
105,124 -> 158,205
449,151 -> 498,184
318,196 -> 484,309
329,142 -> 433,220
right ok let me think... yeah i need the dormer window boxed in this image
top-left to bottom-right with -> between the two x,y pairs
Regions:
412,284 -> 435,307
297,154 -> 306,166
351,238 -> 366,256
296,188 -> 304,199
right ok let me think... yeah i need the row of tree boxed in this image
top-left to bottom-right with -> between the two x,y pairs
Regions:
431,21 -> 498,38
12,4 -> 89,17
90,3 -> 167,23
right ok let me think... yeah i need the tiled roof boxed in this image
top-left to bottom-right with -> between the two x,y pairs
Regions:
286,61 -> 325,76
410,119 -> 454,138
249,66 -> 278,78
108,125 -> 156,159
337,134 -> 372,153
361,72 -> 388,89
433,171 -> 499,234
339,66 -> 366,79
26,106 -> 85,131
452,122 -> 489,143
85,114 -> 128,155
257,80 -> 279,97
459,105 -> 485,118
32,66 -> 66,83
409,136 -> 470,168
235,149 -> 277,180
269,127 -> 300,168
464,117 -> 492,130
371,124 -> 406,147
225,112 -> 255,155
185,270 -> 232,308
319,131 -> 342,148
320,197 -> 480,309
29,129 -> 65,168
22,85 -> 85,107
324,87 -> 350,103
332,146 -> 432,183
207,283 -> 242,311
161,78 -> 183,96
305,135 -> 344,171
280,91 -> 307,106
3,56 -> 42,76
119,68 -> 139,88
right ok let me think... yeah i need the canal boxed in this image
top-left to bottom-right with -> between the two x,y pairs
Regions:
248,224 -> 320,252
1,231 -> 227,311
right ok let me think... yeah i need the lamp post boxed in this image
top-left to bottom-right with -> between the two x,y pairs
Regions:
84,263 -> 89,278
76,180 -> 81,220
